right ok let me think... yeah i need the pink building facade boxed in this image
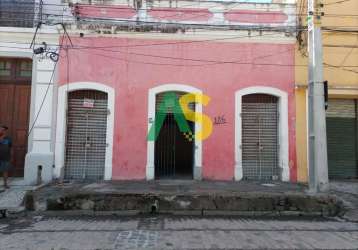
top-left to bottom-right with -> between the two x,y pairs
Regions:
52,0 -> 298,183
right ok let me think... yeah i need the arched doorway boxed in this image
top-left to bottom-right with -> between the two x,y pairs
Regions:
146,84 -> 203,180
64,90 -> 108,180
235,86 -> 289,182
241,94 -> 279,180
154,91 -> 195,179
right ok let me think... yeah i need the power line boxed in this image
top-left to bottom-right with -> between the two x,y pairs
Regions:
321,27 -> 358,33
2,40 -> 356,71
0,0 -> 354,19
90,47 -> 297,66
1,29 -> 355,52
2,14 -> 357,32
324,63 -> 358,74
0,15 -> 300,31
63,32 -> 299,49
0,31 -> 295,50
3,8 -> 358,18
0,24 -> 304,54
7,0 -> 354,12
324,0 -> 353,6
0,31 -> 303,68
2,43 -> 355,72
336,36 -> 358,68
8,0 -> 299,9
65,15 -> 304,30
27,31 -> 67,136
74,47 -> 358,74
72,46 -> 358,68
324,44 -> 358,48
296,0 -> 353,8
73,47 -> 297,67
64,41 -> 358,69
27,60 -> 58,137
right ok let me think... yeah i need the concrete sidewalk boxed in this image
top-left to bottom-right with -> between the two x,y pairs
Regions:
25,180 -> 344,217
0,179 -> 35,216
330,181 -> 358,222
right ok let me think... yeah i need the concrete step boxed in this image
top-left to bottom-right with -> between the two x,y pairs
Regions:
24,181 -> 344,217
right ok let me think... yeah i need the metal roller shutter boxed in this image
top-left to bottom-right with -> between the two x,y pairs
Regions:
242,94 -> 279,181
326,99 -> 358,179
64,90 -> 108,180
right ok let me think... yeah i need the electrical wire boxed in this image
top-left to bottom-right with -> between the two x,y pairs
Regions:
2,2 -> 357,74
0,30 -> 355,53
2,14 -> 357,32
3,8 -> 358,19
75,46 -> 358,68
64,40 -> 357,69
27,60 -> 58,137
27,33 -> 67,136
324,0 -> 353,6
0,15 -> 301,32
71,46 -> 358,75
6,0 -> 355,11
324,63 -> 358,74
4,41 -> 355,68
338,36 -> 358,67
74,45 -> 298,66
1,0 -> 356,19
7,0 -> 300,9
0,31 -> 300,51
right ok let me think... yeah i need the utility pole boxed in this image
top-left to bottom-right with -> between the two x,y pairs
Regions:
307,0 -> 329,193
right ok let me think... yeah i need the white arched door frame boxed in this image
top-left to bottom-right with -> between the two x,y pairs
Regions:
54,82 -> 115,180
146,84 -> 203,180
235,86 -> 289,181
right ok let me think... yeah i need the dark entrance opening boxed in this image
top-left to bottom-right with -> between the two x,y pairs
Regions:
154,92 -> 194,179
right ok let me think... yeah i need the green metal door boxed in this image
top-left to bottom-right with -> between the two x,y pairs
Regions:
326,99 -> 358,179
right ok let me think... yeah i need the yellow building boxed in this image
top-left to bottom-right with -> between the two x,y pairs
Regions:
295,0 -> 358,182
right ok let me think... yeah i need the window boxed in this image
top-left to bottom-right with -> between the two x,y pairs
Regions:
0,60 -> 12,77
18,61 -> 32,77
0,58 -> 32,82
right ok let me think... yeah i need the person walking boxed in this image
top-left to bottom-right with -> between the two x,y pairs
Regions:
0,125 -> 12,189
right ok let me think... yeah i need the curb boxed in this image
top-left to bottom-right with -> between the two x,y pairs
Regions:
27,209 -> 334,218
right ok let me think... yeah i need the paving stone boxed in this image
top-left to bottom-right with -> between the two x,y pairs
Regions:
1,215 -> 358,249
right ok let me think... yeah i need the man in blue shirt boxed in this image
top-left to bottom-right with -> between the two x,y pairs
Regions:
0,125 -> 12,189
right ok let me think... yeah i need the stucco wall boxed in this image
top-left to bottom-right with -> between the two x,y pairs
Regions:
0,26 -> 60,184
295,0 -> 358,182
59,36 -> 296,181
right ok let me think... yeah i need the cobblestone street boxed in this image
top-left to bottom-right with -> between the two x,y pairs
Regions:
0,215 -> 358,250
